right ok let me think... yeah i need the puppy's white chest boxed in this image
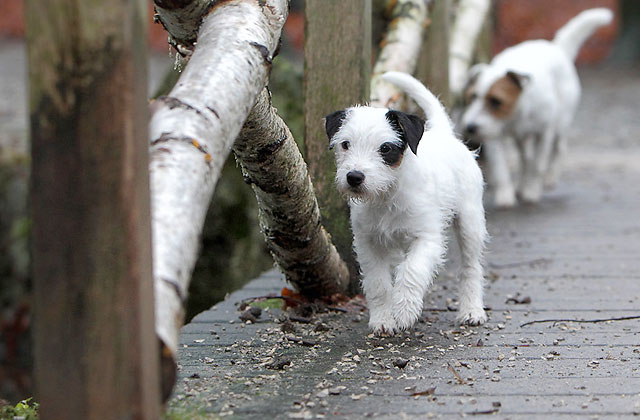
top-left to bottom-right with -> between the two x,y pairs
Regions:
353,204 -> 415,251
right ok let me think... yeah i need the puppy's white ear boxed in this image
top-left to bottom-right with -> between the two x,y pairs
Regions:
505,71 -> 531,90
467,63 -> 488,83
385,110 -> 425,155
463,63 -> 487,104
325,110 -> 347,148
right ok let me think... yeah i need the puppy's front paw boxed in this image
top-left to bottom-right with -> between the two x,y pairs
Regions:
392,302 -> 422,331
369,312 -> 397,336
456,306 -> 488,326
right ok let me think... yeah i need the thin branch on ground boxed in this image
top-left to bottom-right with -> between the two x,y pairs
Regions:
447,362 -> 467,384
488,258 -> 551,269
520,315 -> 640,328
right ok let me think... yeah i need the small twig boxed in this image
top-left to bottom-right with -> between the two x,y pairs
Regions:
520,315 -> 640,328
288,315 -> 312,324
326,306 -> 348,313
467,408 -> 500,415
489,258 -> 550,269
447,362 -> 467,384
284,335 -> 318,347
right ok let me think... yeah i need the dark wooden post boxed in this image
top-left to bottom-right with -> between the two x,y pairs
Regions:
418,0 -> 452,108
303,0 -> 372,290
27,0 -> 161,418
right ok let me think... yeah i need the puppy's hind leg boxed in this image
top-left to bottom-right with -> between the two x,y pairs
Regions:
544,134 -> 566,189
519,128 -> 556,203
483,139 -> 516,208
453,200 -> 488,326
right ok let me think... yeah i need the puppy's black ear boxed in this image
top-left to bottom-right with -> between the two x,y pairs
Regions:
385,110 -> 425,155
325,110 -> 347,146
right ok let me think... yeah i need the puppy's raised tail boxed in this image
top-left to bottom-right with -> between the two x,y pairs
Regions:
381,71 -> 452,133
553,8 -> 613,62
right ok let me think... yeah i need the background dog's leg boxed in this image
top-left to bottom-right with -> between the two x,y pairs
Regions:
392,234 -> 445,330
453,205 -> 488,326
544,134 -> 566,188
483,139 -> 516,208
520,129 -> 556,203
354,235 -> 396,334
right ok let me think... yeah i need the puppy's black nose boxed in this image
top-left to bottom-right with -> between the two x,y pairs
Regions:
346,170 -> 365,187
465,123 -> 478,136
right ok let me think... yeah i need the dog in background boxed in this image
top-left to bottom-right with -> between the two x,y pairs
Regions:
325,72 -> 488,335
460,8 -> 613,207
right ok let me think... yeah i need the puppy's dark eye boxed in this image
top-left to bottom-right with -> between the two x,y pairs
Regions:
341,141 -> 350,150
379,144 -> 391,154
487,96 -> 502,109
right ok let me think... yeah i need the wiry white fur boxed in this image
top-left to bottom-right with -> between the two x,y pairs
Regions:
460,8 -> 612,207
330,72 -> 488,334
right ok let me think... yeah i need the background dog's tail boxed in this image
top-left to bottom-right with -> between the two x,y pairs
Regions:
381,71 -> 452,133
553,8 -> 613,62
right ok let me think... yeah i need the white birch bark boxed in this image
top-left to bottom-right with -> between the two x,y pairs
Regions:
149,0 -> 288,360
370,0 -> 428,108
233,89 -> 350,297
449,0 -> 491,97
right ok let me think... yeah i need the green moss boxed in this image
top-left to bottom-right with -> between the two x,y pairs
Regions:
0,398 -> 39,420
164,399 -> 220,420
249,298 -> 284,310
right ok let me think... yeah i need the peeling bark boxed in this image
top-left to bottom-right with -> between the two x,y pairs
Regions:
370,0 -> 428,109
149,0 -> 288,369
449,0 -> 491,98
234,89 -> 349,297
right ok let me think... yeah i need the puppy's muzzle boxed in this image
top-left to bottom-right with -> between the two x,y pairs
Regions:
346,170 -> 365,187
464,123 -> 479,137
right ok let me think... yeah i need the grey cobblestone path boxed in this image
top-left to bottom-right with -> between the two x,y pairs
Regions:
171,66 -> 640,419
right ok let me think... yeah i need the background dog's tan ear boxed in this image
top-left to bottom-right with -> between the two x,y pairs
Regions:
386,110 -> 425,155
506,71 -> 531,90
325,110 -> 348,148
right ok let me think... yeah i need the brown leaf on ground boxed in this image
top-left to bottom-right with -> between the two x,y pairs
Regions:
411,387 -> 436,397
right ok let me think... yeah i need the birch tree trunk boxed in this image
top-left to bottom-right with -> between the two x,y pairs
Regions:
149,0 -> 288,386
234,89 -> 350,297
449,0 -> 491,98
370,0 -> 428,109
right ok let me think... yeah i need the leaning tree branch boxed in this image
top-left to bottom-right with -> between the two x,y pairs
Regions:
448,0 -> 491,98
233,89 -> 350,297
370,0 -> 429,109
149,0 -> 288,371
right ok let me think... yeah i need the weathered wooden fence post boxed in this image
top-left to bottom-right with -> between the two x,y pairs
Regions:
27,0 -> 161,417
303,0 -> 372,290
418,0 -> 452,108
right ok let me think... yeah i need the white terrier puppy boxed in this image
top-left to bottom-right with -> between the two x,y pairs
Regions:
325,72 -> 488,334
460,8 -> 613,207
